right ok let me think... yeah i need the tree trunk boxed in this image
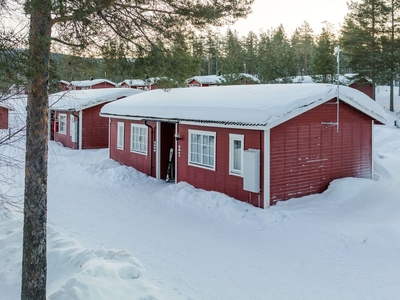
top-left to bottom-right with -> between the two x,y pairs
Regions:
390,0 -> 395,112
21,0 -> 52,299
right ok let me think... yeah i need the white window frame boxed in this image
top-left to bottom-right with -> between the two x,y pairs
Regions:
58,113 -> 67,134
229,134 -> 244,176
117,122 -> 124,150
130,124 -> 148,155
188,129 -> 216,170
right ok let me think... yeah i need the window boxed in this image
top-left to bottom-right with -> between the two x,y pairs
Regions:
58,114 -> 67,134
229,134 -> 244,176
117,122 -> 124,150
130,124 -> 148,154
189,130 -> 216,170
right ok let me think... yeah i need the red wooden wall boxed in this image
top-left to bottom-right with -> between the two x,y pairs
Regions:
109,118 -> 156,176
176,125 -> 265,208
269,100 -> 373,204
73,82 -> 116,90
81,105 -> 109,149
187,79 -> 218,87
0,106 -> 9,129
54,111 -> 77,149
54,103 -> 110,149
349,79 -> 373,98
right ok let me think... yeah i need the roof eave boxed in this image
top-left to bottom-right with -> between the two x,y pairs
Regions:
99,112 -> 266,130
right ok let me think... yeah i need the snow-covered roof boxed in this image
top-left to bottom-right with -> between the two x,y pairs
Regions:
49,88 -> 143,111
238,73 -> 261,83
0,103 -> 10,110
119,79 -> 149,87
291,75 -> 314,83
70,79 -> 117,88
100,84 -> 387,128
60,80 -> 70,85
188,75 -> 224,85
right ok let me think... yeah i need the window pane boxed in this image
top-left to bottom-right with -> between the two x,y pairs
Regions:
189,132 -> 215,168
233,140 -> 241,170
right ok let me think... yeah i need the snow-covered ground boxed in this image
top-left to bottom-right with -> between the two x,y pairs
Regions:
1,86 -> 400,300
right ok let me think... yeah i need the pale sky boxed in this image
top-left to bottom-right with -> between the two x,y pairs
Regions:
223,0 -> 350,36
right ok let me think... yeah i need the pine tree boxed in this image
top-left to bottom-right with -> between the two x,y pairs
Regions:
266,25 -> 296,82
340,0 -> 388,99
291,21 -> 315,75
257,30 -> 271,83
11,1 -> 255,298
310,22 -> 337,83
383,0 -> 400,110
101,40 -> 134,84
242,31 -> 259,76
220,28 -> 244,77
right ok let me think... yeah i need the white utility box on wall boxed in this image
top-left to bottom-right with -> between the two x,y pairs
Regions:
243,149 -> 260,193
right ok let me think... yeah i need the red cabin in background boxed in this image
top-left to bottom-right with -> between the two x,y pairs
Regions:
68,79 -> 117,90
348,77 -> 374,99
186,75 -> 223,87
60,80 -> 70,91
100,84 -> 386,208
118,79 -> 159,91
0,104 -> 9,129
49,88 -> 142,149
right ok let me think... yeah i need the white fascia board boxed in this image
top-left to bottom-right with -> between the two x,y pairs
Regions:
78,99 -> 112,111
265,98 -> 326,130
340,97 -> 387,125
265,96 -> 387,130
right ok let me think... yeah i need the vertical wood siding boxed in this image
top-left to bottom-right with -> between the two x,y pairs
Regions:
109,118 -> 156,176
176,125 -> 265,208
54,111 -> 77,149
54,104 -> 110,149
81,104 -> 109,149
349,79 -> 373,99
270,100 -> 372,204
0,107 -> 9,129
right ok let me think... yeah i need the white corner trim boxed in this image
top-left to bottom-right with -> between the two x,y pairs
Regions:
79,110 -> 83,149
156,121 -> 161,179
264,129 -> 270,208
371,120 -> 375,179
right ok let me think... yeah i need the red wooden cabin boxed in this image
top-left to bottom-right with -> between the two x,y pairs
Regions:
0,104 -> 9,129
59,80 -> 70,91
118,79 -> 158,91
186,75 -> 224,87
348,77 -> 374,99
49,88 -> 142,149
100,84 -> 386,208
69,79 -> 117,90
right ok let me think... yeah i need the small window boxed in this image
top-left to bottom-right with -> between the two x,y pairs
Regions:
189,130 -> 216,170
130,124 -> 148,155
117,122 -> 124,150
229,134 -> 244,176
58,114 -> 67,134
